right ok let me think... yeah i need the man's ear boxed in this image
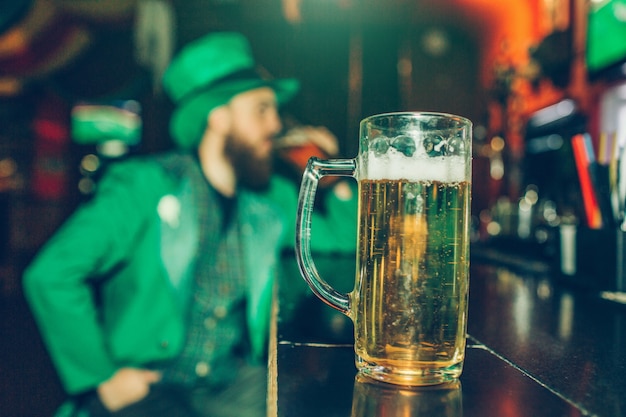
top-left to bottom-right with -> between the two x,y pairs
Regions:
208,105 -> 231,135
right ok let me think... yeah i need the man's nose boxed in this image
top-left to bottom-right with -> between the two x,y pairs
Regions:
269,108 -> 282,134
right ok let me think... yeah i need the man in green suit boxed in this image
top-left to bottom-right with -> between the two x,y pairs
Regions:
23,32 -> 356,417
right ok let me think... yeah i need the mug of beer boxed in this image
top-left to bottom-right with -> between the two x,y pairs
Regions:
296,112 -> 472,386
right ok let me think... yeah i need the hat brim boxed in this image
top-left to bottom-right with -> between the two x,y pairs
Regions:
170,77 -> 299,149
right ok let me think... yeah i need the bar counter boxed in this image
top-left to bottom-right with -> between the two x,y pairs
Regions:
269,248 -> 626,417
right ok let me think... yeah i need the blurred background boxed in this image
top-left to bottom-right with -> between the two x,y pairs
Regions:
1,0 -> 625,415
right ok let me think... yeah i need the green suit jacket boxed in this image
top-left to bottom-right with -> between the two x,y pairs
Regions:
23,152 -> 357,397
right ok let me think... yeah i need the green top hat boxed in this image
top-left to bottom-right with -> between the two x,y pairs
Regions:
162,32 -> 300,149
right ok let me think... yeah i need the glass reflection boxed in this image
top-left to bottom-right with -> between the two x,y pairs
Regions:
351,373 -> 462,417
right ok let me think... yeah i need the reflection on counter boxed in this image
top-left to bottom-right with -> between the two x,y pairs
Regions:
484,267 -> 575,344
468,263 -> 626,416
351,374 -> 462,417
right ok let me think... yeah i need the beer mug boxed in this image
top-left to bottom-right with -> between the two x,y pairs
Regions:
296,112 -> 472,386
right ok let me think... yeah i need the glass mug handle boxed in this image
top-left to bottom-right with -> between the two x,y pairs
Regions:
295,156 -> 356,315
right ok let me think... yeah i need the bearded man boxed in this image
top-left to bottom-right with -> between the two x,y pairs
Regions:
23,32 -> 356,417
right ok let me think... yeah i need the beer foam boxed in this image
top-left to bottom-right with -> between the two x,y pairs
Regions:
361,149 -> 467,182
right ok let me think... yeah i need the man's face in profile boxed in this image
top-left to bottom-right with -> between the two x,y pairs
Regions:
224,87 -> 282,191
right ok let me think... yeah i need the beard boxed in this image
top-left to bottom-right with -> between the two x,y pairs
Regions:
224,131 -> 274,192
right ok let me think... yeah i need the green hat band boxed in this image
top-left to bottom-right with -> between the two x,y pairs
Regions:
177,68 -> 260,105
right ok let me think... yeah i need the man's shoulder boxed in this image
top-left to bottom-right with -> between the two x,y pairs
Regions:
83,152 -> 191,204
104,151 -> 193,183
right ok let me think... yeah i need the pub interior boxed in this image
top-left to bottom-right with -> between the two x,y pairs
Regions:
1,0 -> 626,416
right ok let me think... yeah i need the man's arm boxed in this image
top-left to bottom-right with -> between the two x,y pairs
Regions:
23,160 -> 166,394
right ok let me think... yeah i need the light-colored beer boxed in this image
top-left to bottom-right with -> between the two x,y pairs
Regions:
353,178 -> 470,385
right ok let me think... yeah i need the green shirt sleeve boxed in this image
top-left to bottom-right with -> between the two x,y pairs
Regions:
265,175 -> 358,253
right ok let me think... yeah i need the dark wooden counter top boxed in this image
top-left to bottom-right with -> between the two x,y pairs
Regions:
269,250 -> 626,417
